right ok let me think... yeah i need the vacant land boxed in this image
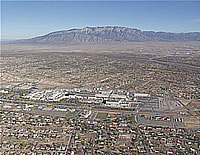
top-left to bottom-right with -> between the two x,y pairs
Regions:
96,112 -> 108,119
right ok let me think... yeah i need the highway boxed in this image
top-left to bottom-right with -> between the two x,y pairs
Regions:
1,98 -> 199,131
1,98 -> 199,120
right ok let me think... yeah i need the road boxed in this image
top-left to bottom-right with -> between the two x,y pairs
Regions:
1,98 -> 199,131
65,106 -> 86,154
1,99 -> 199,120
0,148 -> 66,154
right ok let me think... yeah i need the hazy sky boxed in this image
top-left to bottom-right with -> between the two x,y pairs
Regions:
1,1 -> 200,39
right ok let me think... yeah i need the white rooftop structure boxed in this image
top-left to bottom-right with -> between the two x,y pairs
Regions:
134,93 -> 150,97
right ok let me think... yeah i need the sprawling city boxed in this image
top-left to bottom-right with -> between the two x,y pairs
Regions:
1,1 -> 200,155
1,41 -> 200,154
0,82 -> 200,154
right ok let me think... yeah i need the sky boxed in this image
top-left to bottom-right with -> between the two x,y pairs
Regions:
1,1 -> 200,40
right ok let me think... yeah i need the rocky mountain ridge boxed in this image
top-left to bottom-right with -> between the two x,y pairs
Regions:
17,26 -> 200,43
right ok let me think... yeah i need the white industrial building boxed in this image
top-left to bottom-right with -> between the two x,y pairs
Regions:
134,93 -> 150,97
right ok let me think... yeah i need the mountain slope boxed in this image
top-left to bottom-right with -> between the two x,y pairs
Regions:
17,26 -> 200,44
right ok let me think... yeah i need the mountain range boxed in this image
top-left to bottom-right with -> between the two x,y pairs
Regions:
16,26 -> 200,44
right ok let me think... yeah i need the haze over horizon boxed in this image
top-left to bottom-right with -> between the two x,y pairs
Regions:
2,1 -> 200,40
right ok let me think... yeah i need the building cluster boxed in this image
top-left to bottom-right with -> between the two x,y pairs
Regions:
0,111 -> 199,154
1,84 -> 187,115
20,88 -> 150,109
136,125 -> 200,154
0,111 -> 72,154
